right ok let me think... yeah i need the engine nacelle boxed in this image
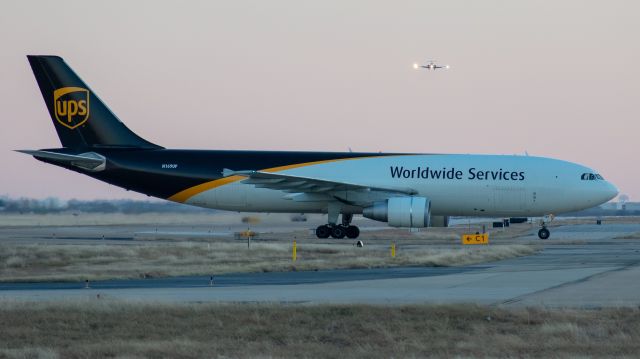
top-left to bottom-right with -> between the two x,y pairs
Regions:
430,215 -> 450,227
363,197 -> 431,228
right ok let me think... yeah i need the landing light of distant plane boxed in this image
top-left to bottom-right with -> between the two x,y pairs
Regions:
413,60 -> 450,70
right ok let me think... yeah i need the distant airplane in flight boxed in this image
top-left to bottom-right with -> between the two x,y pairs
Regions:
20,56 -> 617,240
413,60 -> 450,70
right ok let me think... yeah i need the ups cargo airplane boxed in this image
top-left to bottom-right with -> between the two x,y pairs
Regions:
20,56 -> 618,240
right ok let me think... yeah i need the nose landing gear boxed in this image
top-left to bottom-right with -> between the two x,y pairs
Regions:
538,227 -> 550,240
537,214 -> 554,240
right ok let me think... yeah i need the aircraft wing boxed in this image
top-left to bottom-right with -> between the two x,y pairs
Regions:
225,170 -> 417,195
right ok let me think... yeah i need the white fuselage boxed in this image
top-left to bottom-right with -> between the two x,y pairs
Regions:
184,154 -> 618,217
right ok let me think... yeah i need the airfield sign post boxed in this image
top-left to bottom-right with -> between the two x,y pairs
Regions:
461,233 -> 489,245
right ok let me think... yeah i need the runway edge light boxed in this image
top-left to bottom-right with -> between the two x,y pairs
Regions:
292,240 -> 297,262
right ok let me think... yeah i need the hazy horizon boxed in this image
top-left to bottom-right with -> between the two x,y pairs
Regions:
1,0 -> 638,201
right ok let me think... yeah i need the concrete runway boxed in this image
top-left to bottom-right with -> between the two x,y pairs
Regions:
2,223 -> 640,307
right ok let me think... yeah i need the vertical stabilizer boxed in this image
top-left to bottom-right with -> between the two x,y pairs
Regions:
27,55 -> 162,149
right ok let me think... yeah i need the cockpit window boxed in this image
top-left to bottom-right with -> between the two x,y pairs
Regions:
581,173 -> 604,181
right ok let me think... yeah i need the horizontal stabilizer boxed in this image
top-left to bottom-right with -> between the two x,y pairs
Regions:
16,150 -> 106,171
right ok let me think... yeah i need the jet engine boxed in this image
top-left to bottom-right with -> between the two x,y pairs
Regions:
363,197 -> 431,227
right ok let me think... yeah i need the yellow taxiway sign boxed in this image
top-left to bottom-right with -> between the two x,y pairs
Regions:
462,233 -> 489,245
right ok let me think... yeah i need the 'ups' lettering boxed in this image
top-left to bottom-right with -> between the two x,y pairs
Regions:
77,100 -> 87,115
55,100 -> 86,122
53,87 -> 90,129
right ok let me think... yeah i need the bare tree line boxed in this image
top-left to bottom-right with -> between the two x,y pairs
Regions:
0,196 -> 213,214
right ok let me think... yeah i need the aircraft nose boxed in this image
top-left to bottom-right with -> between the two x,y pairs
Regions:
602,181 -> 619,202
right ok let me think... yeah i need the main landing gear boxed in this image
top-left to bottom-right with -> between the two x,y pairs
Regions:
315,224 -> 360,239
316,213 -> 360,239
537,214 -> 554,240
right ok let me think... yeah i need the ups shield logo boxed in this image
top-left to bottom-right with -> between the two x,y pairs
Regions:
53,87 -> 90,129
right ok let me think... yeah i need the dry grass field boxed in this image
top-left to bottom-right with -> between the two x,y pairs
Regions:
0,241 -> 536,282
0,213 -> 545,282
0,301 -> 639,359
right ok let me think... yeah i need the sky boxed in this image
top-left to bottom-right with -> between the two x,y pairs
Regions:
0,0 -> 638,200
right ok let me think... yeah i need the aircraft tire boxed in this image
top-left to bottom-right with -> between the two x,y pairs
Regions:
538,227 -> 550,240
345,225 -> 360,239
316,225 -> 331,239
330,225 -> 346,239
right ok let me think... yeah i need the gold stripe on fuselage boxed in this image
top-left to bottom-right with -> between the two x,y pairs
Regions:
168,175 -> 245,203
